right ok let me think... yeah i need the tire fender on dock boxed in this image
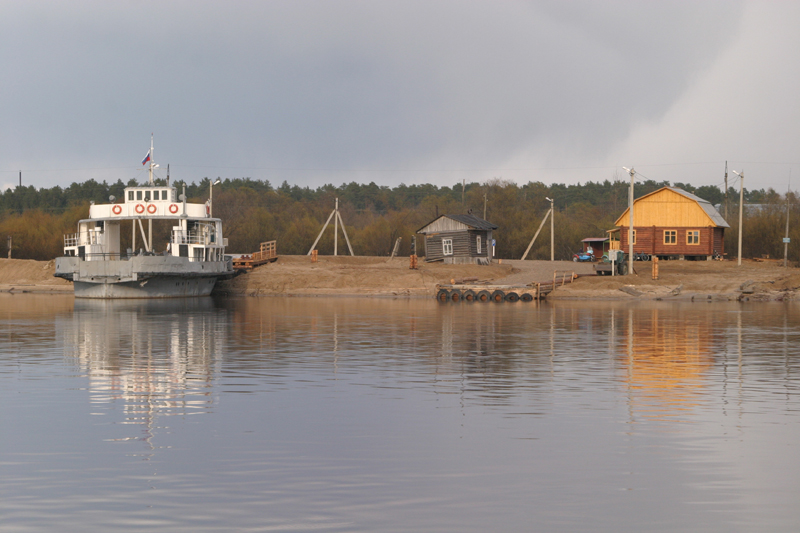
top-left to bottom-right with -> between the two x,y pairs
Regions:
490,290 -> 505,302
504,292 -> 520,302
476,290 -> 491,302
462,290 -> 476,302
450,289 -> 462,303
436,289 -> 450,302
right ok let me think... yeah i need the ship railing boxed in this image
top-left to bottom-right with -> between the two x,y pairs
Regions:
63,233 -> 80,247
171,232 -> 220,245
63,231 -> 102,247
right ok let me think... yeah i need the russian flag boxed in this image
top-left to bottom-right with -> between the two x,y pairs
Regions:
141,150 -> 151,166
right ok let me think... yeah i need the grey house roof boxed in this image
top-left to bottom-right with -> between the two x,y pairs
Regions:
667,187 -> 730,228
417,214 -> 498,234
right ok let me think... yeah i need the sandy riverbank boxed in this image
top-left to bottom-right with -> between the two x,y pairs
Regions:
3,255 -> 799,301
216,255 -> 800,301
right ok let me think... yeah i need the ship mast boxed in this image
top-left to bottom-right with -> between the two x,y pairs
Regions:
148,134 -> 155,185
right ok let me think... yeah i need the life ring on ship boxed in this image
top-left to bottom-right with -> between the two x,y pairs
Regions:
135,204 -> 145,214
112,205 -> 122,215
169,203 -> 179,214
147,204 -> 157,214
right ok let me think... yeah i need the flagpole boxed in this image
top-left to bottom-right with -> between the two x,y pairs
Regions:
149,134 -> 154,184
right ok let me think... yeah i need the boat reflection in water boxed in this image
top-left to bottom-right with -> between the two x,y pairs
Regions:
58,298 -> 226,449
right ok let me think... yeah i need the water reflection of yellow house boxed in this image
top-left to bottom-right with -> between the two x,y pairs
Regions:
620,308 -> 714,421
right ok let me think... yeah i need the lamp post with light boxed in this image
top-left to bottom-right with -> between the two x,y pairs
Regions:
732,170 -> 744,266
622,167 -> 635,275
210,178 -> 221,217
545,196 -> 554,261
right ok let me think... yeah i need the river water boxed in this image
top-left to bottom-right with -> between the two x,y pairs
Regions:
1,294 -> 800,531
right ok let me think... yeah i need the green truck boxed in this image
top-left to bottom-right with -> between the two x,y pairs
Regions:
593,250 -> 628,276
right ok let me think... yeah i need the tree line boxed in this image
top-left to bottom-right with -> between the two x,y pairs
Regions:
0,176 -> 797,262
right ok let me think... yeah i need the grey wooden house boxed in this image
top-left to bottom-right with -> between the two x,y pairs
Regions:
417,214 -> 497,264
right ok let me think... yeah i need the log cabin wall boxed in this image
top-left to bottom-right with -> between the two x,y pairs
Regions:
619,226 -> 720,257
424,230 -> 490,263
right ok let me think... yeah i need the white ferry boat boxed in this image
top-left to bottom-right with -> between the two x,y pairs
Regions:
55,140 -> 235,298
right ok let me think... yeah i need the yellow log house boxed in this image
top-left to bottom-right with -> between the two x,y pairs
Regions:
609,187 -> 729,259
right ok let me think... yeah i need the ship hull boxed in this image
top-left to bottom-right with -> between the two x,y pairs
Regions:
72,276 -> 220,298
56,256 -> 234,299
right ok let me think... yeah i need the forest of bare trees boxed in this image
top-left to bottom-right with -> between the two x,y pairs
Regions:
0,176 -> 797,263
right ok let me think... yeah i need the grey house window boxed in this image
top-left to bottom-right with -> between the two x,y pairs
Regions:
442,238 -> 453,256
477,236 -> 481,254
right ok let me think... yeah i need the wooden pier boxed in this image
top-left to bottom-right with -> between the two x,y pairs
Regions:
435,270 -> 577,303
232,241 -> 278,272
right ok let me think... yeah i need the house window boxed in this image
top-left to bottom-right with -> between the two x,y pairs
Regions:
687,230 -> 700,245
664,230 -> 677,244
625,229 -> 636,244
477,236 -> 482,254
442,238 -> 453,256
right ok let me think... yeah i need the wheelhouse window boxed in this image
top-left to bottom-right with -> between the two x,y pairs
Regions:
128,191 -> 134,201
442,238 -> 453,256
687,230 -> 700,245
664,230 -> 677,244
477,236 -> 482,254
163,190 -> 169,200
136,190 -> 142,201
153,190 -> 160,200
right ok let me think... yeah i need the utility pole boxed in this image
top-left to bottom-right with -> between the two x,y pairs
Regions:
461,179 -> 465,206
623,167 -> 635,275
483,193 -> 487,219
18,171 -> 21,188
724,161 -> 729,221
546,197 -> 554,261
732,170 -> 744,266
785,178 -> 791,268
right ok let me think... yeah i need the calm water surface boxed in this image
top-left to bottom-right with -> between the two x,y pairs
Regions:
1,294 -> 800,531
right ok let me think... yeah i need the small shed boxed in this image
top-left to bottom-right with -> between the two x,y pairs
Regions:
612,187 -> 729,259
581,237 -> 609,258
417,214 -> 497,265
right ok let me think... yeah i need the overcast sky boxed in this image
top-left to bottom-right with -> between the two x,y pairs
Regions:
2,1 -> 798,194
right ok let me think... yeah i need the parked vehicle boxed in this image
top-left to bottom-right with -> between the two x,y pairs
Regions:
573,251 -> 595,262
594,250 -> 628,275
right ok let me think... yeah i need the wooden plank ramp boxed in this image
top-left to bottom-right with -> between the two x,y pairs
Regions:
435,270 -> 577,303
232,241 -> 278,272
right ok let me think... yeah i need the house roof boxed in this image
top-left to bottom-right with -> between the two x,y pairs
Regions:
581,237 -> 608,243
417,213 -> 498,234
614,187 -> 730,228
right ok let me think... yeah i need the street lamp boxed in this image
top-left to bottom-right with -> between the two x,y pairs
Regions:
622,167 -> 635,276
545,197 -> 554,261
210,178 -> 221,217
732,170 -> 744,266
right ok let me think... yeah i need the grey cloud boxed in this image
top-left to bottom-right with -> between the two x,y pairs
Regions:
0,1 -> 748,189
